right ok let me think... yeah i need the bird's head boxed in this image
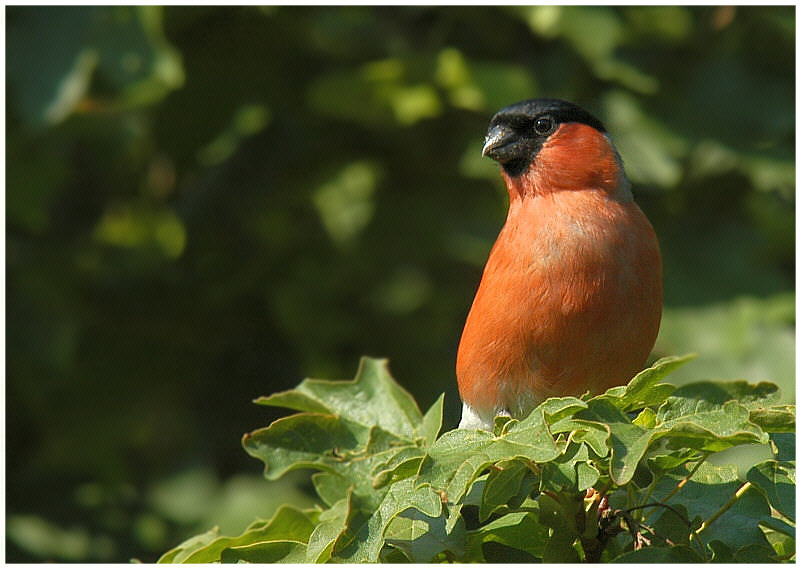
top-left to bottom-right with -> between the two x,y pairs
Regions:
483,98 -> 630,200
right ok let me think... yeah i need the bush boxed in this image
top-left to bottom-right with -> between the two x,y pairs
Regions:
159,355 -> 795,563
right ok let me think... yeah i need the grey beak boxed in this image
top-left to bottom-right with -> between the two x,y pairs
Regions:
482,125 -> 509,158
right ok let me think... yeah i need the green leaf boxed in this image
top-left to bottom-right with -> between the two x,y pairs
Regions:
537,396 -> 588,424
417,408 -> 559,504
311,472 -> 352,508
731,543 -> 782,562
610,544 -> 704,562
159,505 -> 317,563
541,520 -> 580,563
760,517 -> 796,559
333,478 -> 442,562
383,506 -> 466,562
648,462 -> 773,551
371,447 -> 425,488
540,442 -> 597,492
221,540 -> 308,563
747,460 -> 796,522
750,405 -> 796,433
242,413 -> 373,480
656,382 -> 770,451
158,527 -> 222,563
646,447 -> 698,475
306,497 -> 349,563
466,511 -> 548,561
771,432 -> 796,461
604,354 -> 694,411
254,357 -> 423,440
479,460 -> 530,522
550,416 -> 610,457
419,393 -> 445,446
651,503 -> 695,547
576,398 -> 655,485
632,406 -> 657,428
664,380 -> 781,411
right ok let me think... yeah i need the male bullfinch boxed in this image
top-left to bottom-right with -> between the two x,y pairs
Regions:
457,98 -> 662,430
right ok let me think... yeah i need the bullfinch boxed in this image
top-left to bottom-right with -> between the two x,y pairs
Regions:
457,98 -> 662,430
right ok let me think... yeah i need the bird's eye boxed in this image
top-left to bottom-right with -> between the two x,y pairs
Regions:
533,116 -> 554,135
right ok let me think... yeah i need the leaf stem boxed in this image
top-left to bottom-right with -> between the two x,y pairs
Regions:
695,481 -> 752,536
642,454 -> 707,523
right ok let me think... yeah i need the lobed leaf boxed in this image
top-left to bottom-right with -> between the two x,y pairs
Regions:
602,353 -> 694,412
254,357 -> 423,441
417,408 -> 560,504
540,442 -> 598,493
576,398 -> 655,485
656,383 -> 770,451
242,413 -> 374,480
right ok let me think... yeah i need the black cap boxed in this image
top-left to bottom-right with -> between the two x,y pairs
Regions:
483,98 -> 606,177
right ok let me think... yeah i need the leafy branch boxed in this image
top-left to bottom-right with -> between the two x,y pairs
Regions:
159,355 -> 796,563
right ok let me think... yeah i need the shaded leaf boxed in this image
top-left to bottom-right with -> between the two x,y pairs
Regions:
479,460 -> 530,522
610,544 -> 703,562
383,506 -> 466,562
648,462 -> 773,550
760,517 -> 796,559
771,432 -> 796,461
747,460 -> 796,522
657,383 -> 769,451
466,511 -> 548,561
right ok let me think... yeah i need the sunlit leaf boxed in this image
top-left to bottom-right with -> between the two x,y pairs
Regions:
255,357 -> 423,441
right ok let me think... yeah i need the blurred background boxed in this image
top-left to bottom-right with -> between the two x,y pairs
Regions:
5,5 -> 794,562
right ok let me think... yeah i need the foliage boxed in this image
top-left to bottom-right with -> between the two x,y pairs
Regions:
6,6 -> 794,562
160,356 -> 795,563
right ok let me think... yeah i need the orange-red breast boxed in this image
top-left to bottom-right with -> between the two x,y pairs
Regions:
457,98 -> 662,430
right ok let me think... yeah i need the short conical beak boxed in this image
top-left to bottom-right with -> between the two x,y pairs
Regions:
482,124 -> 520,163
482,125 -> 509,158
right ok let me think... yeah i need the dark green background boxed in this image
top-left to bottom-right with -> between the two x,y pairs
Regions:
6,6 -> 794,562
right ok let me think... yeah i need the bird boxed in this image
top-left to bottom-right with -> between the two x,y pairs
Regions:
456,98 -> 662,430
